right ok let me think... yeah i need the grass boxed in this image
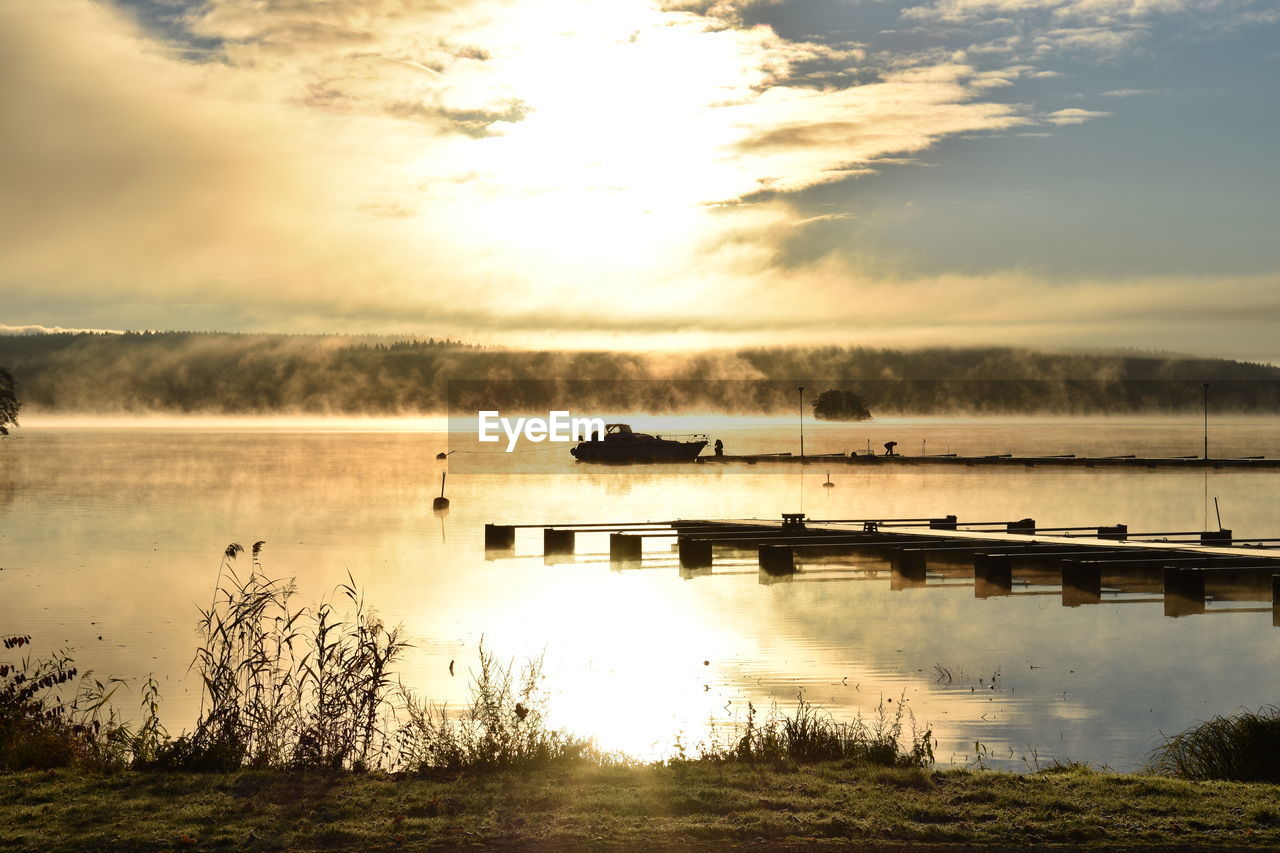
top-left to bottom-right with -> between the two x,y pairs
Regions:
1149,706 -> 1280,782
2,763 -> 1279,851
7,545 -> 1280,849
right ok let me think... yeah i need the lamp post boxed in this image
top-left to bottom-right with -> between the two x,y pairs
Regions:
1201,383 -> 1209,461
797,386 -> 805,458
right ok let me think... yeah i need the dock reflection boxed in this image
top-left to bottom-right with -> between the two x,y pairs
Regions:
488,514 -> 1280,627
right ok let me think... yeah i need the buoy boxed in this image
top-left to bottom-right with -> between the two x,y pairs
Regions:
823,471 -> 835,488
433,471 -> 450,514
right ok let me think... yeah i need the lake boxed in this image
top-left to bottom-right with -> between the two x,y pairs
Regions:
1,415 -> 1278,770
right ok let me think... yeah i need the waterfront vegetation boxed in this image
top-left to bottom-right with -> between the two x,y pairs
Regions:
4,547 -> 937,777
4,548 -> 1280,849
1149,706 -> 1280,783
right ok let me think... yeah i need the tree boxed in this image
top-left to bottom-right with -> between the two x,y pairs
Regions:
812,388 -> 872,422
0,367 -> 19,435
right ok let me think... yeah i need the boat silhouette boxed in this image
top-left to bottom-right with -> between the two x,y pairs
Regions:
570,423 -> 707,463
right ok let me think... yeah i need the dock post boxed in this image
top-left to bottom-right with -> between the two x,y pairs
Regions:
1200,529 -> 1233,546
974,553 -> 1013,598
610,533 -> 643,565
1061,559 -> 1102,607
679,538 -> 713,569
759,544 -> 796,574
1006,518 -> 1036,535
891,550 -> 927,589
484,524 -> 516,550
1163,567 -> 1206,617
1273,575 -> 1279,628
1097,524 -> 1128,541
929,515 -> 958,530
543,528 -> 575,556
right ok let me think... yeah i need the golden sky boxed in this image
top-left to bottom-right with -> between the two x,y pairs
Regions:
2,0 -> 1277,358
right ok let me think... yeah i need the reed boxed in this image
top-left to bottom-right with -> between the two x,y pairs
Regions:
1148,706 -> 1280,782
702,693 -> 934,767
160,545 -> 407,771
5,545 -> 931,775
394,642 -> 601,772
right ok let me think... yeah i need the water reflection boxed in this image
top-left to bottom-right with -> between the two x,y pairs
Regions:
1,420 -> 1278,770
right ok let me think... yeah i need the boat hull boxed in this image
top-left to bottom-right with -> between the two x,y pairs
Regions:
571,440 -> 707,464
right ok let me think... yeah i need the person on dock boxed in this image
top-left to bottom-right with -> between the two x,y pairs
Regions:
714,438 -> 724,457
883,440 -> 898,456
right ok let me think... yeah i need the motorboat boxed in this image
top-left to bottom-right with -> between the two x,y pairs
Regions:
570,423 -> 707,463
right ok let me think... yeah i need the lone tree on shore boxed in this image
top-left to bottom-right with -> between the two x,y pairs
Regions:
812,388 -> 872,422
1,367 -> 19,435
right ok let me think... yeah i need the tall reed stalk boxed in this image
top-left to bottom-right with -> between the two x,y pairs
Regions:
168,544 -> 406,771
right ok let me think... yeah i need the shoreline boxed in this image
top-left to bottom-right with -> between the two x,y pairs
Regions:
4,762 -> 1278,851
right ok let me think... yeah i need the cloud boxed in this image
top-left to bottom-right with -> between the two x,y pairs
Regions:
1044,107 -> 1111,124
0,0 -> 1046,335
728,65 -> 1029,194
1099,87 -> 1163,96
1034,25 -> 1148,55
904,0 -> 1223,25
645,265 -> 1280,363
1,0 -> 1274,361
902,0 -> 1273,58
0,324 -> 125,336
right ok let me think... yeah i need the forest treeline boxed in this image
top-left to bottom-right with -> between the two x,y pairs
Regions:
1,331 -> 1278,416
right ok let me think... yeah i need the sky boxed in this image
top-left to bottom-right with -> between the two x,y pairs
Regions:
1,0 -> 1278,359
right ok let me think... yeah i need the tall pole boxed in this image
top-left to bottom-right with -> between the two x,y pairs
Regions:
797,385 -> 805,458
1201,383 -> 1209,461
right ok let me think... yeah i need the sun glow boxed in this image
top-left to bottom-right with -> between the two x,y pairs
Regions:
7,0 -> 1272,354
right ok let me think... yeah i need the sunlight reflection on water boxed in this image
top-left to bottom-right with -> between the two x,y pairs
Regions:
1,416 -> 1277,769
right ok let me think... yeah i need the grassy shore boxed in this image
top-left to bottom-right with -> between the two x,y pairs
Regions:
7,566 -> 1279,850
3,762 -> 1279,852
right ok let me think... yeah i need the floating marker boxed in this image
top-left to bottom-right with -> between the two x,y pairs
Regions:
433,472 -> 450,514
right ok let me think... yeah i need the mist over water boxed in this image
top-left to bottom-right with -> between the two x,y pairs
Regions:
1,417 -> 1278,768
4,333 -> 1279,416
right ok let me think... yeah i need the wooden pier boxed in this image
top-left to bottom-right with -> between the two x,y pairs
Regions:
696,453 -> 1279,468
484,515 -> 1280,625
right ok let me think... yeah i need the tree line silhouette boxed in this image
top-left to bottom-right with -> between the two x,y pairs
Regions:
1,332 -> 1277,416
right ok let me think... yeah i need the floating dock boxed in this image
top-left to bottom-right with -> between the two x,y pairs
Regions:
484,515 -> 1280,624
697,454 -> 1279,468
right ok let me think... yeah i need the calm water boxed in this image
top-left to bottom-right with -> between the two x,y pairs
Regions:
2,416 -> 1278,770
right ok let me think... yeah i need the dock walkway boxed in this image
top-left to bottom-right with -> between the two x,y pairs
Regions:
484,514 -> 1280,624
697,454 -> 1278,468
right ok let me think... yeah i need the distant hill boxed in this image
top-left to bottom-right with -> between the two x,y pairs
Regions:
1,332 -> 1277,416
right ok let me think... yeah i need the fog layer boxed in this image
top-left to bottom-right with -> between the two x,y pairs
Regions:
2,332 -> 1277,416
